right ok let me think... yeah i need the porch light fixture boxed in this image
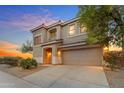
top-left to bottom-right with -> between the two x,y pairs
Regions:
58,51 -> 61,56
47,52 -> 52,57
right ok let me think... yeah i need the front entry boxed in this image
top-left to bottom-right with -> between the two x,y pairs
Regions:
44,48 -> 52,64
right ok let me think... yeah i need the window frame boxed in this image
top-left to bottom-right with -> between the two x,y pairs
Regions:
50,29 -> 56,39
68,24 -> 76,37
79,25 -> 87,34
48,28 -> 57,41
34,34 -> 42,45
67,23 -> 87,38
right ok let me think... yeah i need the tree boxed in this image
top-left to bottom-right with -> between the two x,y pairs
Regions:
21,40 -> 33,53
78,5 -> 124,49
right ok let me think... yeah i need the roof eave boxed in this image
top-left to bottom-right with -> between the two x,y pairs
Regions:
30,18 -> 80,33
30,26 -> 47,33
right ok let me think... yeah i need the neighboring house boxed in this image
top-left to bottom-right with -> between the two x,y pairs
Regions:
31,18 -> 103,65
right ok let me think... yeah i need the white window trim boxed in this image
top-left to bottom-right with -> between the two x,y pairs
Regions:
67,23 -> 76,37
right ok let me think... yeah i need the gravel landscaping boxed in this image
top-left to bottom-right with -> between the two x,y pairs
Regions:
0,64 -> 49,78
104,67 -> 124,88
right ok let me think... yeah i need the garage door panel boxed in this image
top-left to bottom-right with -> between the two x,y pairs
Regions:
62,48 -> 102,65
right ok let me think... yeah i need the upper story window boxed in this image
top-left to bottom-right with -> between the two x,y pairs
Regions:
49,28 -> 57,41
80,25 -> 87,33
34,35 -> 41,45
68,24 -> 76,36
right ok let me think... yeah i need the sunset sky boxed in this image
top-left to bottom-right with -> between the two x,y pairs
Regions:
0,5 -> 78,58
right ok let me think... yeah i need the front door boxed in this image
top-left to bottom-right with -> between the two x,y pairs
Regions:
44,48 -> 52,64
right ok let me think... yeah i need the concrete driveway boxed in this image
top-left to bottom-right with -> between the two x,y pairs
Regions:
23,65 -> 109,88
0,71 -> 38,88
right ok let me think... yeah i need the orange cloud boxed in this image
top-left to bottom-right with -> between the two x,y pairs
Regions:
0,49 -> 32,59
0,40 -> 32,59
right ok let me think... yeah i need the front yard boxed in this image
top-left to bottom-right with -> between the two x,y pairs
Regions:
0,55 -> 124,88
0,57 -> 49,78
103,51 -> 124,87
104,67 -> 124,88
0,64 -> 48,78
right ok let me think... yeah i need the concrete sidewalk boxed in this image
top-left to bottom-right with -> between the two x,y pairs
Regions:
0,71 -> 38,88
23,65 -> 109,88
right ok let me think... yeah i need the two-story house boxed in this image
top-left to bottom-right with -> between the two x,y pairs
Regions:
31,18 -> 103,65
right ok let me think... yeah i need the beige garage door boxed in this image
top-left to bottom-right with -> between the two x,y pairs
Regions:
62,48 -> 103,66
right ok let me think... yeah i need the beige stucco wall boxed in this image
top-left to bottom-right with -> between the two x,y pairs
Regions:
33,29 -> 42,36
33,46 -> 43,63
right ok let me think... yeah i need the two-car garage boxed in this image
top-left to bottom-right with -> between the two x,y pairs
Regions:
61,46 -> 103,66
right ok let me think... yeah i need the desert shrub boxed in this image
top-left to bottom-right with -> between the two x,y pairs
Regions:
30,59 -> 38,67
20,58 -> 38,69
0,57 -> 4,64
0,56 -> 22,66
116,52 -> 124,67
104,52 -> 119,70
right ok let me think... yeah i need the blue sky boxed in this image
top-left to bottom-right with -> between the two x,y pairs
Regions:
0,5 -> 79,46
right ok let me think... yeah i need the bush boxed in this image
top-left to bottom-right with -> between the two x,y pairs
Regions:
104,51 -> 119,70
0,57 -> 4,64
0,56 -> 22,66
20,58 -> 38,69
115,52 -> 124,67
